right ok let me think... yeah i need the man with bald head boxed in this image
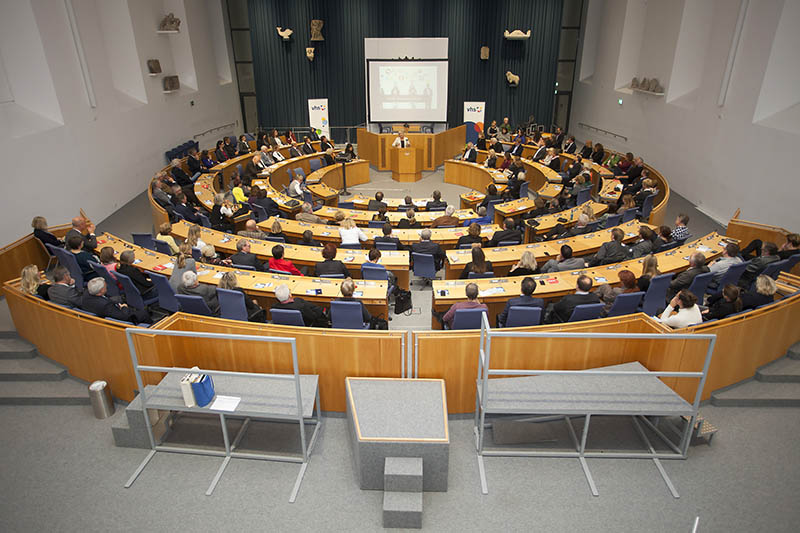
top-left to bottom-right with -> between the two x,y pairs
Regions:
66,217 -> 97,252
237,219 -> 269,240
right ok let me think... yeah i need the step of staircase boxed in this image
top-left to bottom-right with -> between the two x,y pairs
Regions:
0,379 -> 90,405
384,457 -> 423,492
383,491 -> 423,529
787,342 -> 800,360
711,380 -> 800,407
112,386 -> 165,449
0,337 -> 37,359
0,357 -> 66,381
756,357 -> 800,383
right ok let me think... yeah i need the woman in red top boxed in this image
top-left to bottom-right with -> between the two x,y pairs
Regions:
268,245 -> 303,276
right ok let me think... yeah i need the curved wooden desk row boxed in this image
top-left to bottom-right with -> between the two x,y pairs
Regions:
98,234 -> 390,317
256,216 -> 501,249
170,220 -> 412,290
430,232 -> 729,329
444,219 -> 656,278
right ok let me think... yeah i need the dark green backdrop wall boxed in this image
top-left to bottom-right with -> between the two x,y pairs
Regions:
247,0 -> 563,136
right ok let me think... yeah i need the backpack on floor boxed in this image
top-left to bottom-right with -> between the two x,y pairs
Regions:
394,289 -> 413,315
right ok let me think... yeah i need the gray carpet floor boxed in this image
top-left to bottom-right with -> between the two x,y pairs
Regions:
0,403 -> 798,532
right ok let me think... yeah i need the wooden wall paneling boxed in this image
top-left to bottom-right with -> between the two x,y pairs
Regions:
0,224 -> 70,285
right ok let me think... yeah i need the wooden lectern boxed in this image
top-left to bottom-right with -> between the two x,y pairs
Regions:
390,147 -> 423,182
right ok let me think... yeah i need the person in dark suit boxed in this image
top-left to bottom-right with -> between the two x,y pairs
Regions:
459,246 -> 493,279
271,283 -> 328,327
319,135 -> 333,151
229,240 -> 265,271
629,226 -> 658,258
579,140 -> 593,159
375,224 -> 405,250
32,216 -> 62,248
250,188 -> 281,218
48,267 -> 83,308
740,274 -> 777,309
411,229 -> 446,271
237,135 -> 251,156
738,242 -> 780,289
490,138 -> 505,154
462,142 -> 478,162
66,235 -> 99,281
209,194 -> 235,233
308,129 -> 320,141
426,190 -> 447,210
66,217 -> 97,253
186,149 -> 207,175
591,143 -> 606,165
561,156 -> 584,186
548,275 -> 602,323
488,218 -> 522,247
702,284 -> 743,321
475,133 -> 487,151
288,142 -> 302,158
552,127 -> 566,149
563,135 -> 577,154
367,192 -> 387,211
301,137 -> 316,154
531,141 -> 548,162
457,223 -> 485,248
478,184 -> 503,210
81,278 -> 151,323
618,157 -> 645,184
117,250 -> 156,299
497,277 -> 545,327
214,140 -> 228,162
397,210 -> 422,229
666,252 -> 710,300
588,228 -> 629,266
222,137 -> 237,159
314,243 -> 351,277
335,278 -> 371,323
509,137 -> 525,157
242,155 -> 260,185
178,271 -> 220,315
299,230 -> 321,247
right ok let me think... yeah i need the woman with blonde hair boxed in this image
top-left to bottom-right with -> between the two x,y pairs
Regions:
200,244 -> 231,266
339,217 -> 367,247
740,274 -> 777,310
508,251 -> 539,276
169,242 -> 197,290
268,220 -> 289,242
641,254 -> 661,279
31,216 -> 63,248
157,222 -> 180,254
185,224 -> 207,250
580,203 -> 597,222
484,149 -> 498,169
618,194 -> 637,214
219,271 -> 266,322
20,265 -> 50,299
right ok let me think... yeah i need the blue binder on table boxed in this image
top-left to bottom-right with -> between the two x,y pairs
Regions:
191,374 -> 215,407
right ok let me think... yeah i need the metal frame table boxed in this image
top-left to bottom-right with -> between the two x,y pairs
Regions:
123,329 -> 321,502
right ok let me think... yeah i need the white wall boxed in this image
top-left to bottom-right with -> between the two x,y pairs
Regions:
0,0 -> 241,247
570,0 -> 800,231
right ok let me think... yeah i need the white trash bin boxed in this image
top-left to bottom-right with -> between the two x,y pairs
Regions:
88,380 -> 115,419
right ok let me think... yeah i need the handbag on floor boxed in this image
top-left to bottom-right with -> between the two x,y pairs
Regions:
369,315 -> 389,330
394,289 -> 412,315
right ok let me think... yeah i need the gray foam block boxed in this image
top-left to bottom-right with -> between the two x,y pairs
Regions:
383,491 -> 422,529
384,457 -> 423,492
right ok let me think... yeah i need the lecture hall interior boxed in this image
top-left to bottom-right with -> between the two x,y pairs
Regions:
1,0 -> 799,531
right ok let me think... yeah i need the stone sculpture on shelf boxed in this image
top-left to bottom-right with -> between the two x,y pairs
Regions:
480,46 -> 489,60
639,78 -> 649,90
503,29 -> 531,40
147,59 -> 162,74
276,27 -> 293,40
163,75 -> 180,92
306,47 -> 315,62
631,77 -> 639,89
505,71 -> 520,87
158,13 -> 181,32
310,19 -> 324,41
653,80 -> 664,93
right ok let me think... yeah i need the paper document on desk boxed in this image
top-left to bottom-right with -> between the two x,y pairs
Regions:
479,287 -> 506,297
696,245 -> 712,253
210,395 -> 241,412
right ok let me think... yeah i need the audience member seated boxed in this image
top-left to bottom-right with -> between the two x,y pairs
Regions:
671,214 -> 690,242
507,251 -> 539,277
594,269 -> 637,315
563,135 -> 577,154
219,271 -> 265,322
431,205 -> 460,228
151,174 -> 176,219
588,228 -> 628,266
457,223 -> 484,248
174,193 -> 201,224
466,206 -> 492,226
271,284 -> 328,327
531,140 -> 547,162
667,252 -> 709,300
560,156 -> 583,186
336,278 -> 372,324
48,267 -> 83,307
228,240 -> 264,271
504,170 -> 525,200
434,282 -> 487,329
82,278 -> 151,324
167,245 -> 197,291
507,156 -> 525,178
186,148 -> 207,175
741,234 -> 800,261
634,179 -> 658,208
478,184 -> 503,210
268,244 -> 302,275
397,209 -> 422,229
521,197 -> 550,220
411,229 -> 446,271
98,246 -> 119,282
214,140 -> 228,162
288,174 -> 306,200
156,222 -> 180,254
629,226 -> 658,258
496,277 -> 544,327
178,271 -> 219,315
267,220 -> 289,242
367,192 -> 387,211
315,243 -> 350,277
242,154 -> 260,184
741,275 -> 777,310
488,218 -> 522,247
459,247 -> 493,279
66,217 -> 98,253
703,284 -> 743,321
237,135 -> 251,156
67,235 -> 99,281
547,275 -> 601,323
300,230 -> 321,247
237,219 -> 268,240
656,226 -> 673,249
375,223 -> 405,250
619,157 -> 645,184
498,152 -> 512,171
222,137 -> 237,159
738,241 -> 780,289
20,264 -> 50,300
200,244 -> 231,267
426,190 -> 448,210
372,206 -> 389,222
339,217 -> 367,247
617,194 -> 637,216
708,243 -> 743,287
483,149 -> 498,169
540,245 -> 586,273
366,248 -> 397,289
118,250 -> 157,298
658,290 -> 702,328
251,187 -> 281,219
591,143 -> 605,165
288,142 -> 301,158
487,120 -> 499,139
612,152 -> 634,176
32,216 -> 62,249
301,137 -> 316,154
210,193 -> 236,233
462,142 -> 478,162
565,175 -> 592,206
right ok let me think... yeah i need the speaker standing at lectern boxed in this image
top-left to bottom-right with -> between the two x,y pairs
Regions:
392,133 -> 410,148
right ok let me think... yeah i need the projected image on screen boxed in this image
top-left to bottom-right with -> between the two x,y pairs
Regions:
368,60 -> 448,122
